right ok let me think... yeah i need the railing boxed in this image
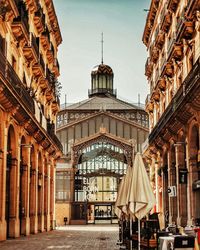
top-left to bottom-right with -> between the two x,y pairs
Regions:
150,80 -> 154,94
54,58 -> 60,71
42,25 -> 50,42
47,120 -> 63,151
46,68 -> 55,87
35,5 -> 46,27
160,53 -> 166,73
155,25 -> 160,39
160,3 -> 167,26
145,57 -> 151,72
50,42 -> 55,58
30,33 -> 39,58
39,53 -> 45,72
185,0 -> 195,15
145,94 -> 151,107
0,34 -> 6,55
176,9 -> 185,36
167,34 -> 176,58
149,57 -> 200,143
88,88 -> 117,97
13,1 -> 29,34
0,50 -> 35,113
155,68 -> 160,85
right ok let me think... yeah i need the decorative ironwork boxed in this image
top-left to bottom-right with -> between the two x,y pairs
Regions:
72,131 -> 134,167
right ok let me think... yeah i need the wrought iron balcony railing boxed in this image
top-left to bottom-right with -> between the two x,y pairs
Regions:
149,57 -> 200,143
0,50 -> 35,113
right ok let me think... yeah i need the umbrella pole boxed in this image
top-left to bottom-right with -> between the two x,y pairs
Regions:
138,219 -> 140,250
130,217 -> 132,250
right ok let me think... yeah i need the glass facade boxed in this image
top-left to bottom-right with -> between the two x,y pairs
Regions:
75,142 -> 127,202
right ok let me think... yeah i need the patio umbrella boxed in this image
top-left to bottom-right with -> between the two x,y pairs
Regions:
117,165 -> 133,216
128,153 -> 156,250
115,176 -> 125,219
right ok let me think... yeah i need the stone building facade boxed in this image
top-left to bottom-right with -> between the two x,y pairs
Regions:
56,63 -> 149,225
0,0 -> 62,241
143,0 -> 200,228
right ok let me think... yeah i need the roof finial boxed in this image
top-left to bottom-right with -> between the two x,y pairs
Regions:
101,32 -> 104,64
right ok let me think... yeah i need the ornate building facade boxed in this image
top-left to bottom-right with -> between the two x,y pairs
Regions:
56,63 -> 149,225
143,0 -> 200,229
0,0 -> 62,241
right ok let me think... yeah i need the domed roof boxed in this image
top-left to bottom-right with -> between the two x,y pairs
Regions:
91,63 -> 113,75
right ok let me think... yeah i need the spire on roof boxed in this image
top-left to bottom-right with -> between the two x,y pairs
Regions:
101,32 -> 104,64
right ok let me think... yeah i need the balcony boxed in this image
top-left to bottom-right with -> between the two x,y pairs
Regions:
176,10 -> 194,42
167,34 -> 176,58
1,0 -> 19,21
145,57 -> 153,78
160,53 -> 167,75
51,96 -> 60,114
158,77 -> 166,91
160,3 -> 172,32
52,58 -> 60,77
185,0 -> 200,18
24,0 -> 37,13
11,1 -> 29,45
170,43 -> 183,61
145,94 -> 154,113
152,90 -> 160,102
149,56 -> 200,144
167,0 -> 180,13
41,25 -> 50,50
155,30 -> 165,49
23,33 -> 39,63
0,50 -> 34,114
46,42 -> 55,64
32,54 -> 45,79
164,62 -> 174,77
34,4 -> 45,34
167,33 -> 183,61
154,69 -> 160,86
150,45 -> 159,63
47,120 -> 63,151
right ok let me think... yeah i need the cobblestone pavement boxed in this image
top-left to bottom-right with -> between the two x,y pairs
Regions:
0,225 -> 120,250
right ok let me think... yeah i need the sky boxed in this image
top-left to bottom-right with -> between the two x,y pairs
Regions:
53,0 -> 151,105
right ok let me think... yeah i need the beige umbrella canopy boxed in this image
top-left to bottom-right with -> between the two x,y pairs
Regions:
115,176 -> 125,219
117,165 -> 133,216
129,152 -> 156,219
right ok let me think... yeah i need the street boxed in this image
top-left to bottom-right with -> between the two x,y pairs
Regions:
0,225 -> 120,250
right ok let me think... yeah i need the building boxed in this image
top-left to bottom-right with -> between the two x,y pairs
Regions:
0,0 -> 62,241
143,0 -> 200,229
55,61 -> 149,225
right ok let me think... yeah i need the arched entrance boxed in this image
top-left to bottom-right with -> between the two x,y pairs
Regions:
37,152 -> 43,231
72,132 -> 134,224
189,124 -> 200,223
30,146 -> 37,233
6,125 -> 17,238
19,136 -> 29,235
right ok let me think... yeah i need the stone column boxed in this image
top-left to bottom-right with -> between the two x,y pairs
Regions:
185,140 -> 192,226
44,160 -> 50,231
30,167 -> 38,234
175,145 -> 181,226
9,157 -> 19,238
0,149 -> 6,241
167,150 -> 172,225
50,164 -> 54,229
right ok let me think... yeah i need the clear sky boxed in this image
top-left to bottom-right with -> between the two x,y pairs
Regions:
54,0 -> 150,105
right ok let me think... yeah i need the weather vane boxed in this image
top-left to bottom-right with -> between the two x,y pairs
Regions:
101,32 -> 104,64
